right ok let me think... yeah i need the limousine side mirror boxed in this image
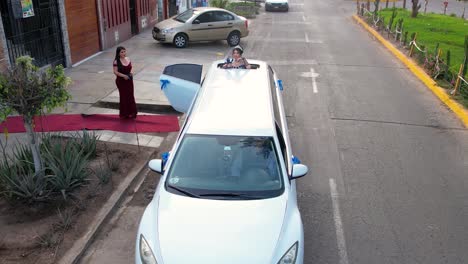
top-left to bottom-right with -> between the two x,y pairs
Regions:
291,164 -> 308,179
193,20 -> 200,24
148,159 -> 163,174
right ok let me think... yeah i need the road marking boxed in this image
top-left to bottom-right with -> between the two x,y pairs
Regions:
310,68 -> 319,93
305,33 -> 310,43
329,178 -> 350,264
270,59 -> 317,66
303,15 -> 306,21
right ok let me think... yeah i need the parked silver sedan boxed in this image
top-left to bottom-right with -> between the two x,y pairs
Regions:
152,7 -> 249,48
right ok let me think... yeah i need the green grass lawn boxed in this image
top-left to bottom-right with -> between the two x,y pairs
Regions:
379,9 -> 467,74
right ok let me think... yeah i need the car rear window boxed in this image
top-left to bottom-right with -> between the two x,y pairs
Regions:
165,134 -> 284,199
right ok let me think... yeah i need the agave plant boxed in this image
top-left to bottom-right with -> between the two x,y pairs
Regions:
12,142 -> 35,173
43,140 -> 90,200
72,130 -> 99,159
0,164 -> 50,202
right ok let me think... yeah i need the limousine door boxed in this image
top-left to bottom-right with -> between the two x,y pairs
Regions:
159,64 -> 203,113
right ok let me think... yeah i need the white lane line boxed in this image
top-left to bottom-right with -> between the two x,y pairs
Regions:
310,68 -> 319,93
305,33 -> 310,43
329,178 -> 350,264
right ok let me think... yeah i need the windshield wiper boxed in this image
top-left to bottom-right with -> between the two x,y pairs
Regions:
166,184 -> 200,198
198,193 -> 262,199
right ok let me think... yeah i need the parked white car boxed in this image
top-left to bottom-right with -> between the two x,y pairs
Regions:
265,0 -> 289,12
136,60 -> 308,264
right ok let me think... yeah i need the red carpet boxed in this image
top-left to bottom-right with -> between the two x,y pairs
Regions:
0,114 -> 180,133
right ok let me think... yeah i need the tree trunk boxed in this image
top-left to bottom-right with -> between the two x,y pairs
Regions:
411,0 -> 421,18
462,4 -> 466,19
374,0 -> 380,13
386,0 -> 389,8
24,117 -> 42,175
424,0 -> 428,14
403,0 -> 407,9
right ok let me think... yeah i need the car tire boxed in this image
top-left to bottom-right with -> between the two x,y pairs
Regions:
227,31 -> 241,47
173,33 -> 188,48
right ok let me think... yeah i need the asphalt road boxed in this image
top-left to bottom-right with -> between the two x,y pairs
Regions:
80,1 -> 468,263
243,0 -> 468,263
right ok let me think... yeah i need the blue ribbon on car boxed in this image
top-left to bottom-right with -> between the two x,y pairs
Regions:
277,79 -> 283,91
160,79 -> 170,90
161,151 -> 170,167
292,155 -> 301,164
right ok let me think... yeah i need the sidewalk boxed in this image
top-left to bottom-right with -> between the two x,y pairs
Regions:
0,28 -> 234,154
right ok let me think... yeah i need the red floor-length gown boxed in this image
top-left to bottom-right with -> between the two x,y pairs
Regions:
114,61 -> 137,118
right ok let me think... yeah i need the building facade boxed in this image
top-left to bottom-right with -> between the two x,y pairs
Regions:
0,0 -> 161,69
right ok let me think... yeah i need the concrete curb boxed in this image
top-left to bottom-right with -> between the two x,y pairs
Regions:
352,14 -> 468,128
58,147 -> 156,264
93,101 -> 178,115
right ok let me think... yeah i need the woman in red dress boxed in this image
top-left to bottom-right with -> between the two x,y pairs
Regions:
113,46 -> 138,119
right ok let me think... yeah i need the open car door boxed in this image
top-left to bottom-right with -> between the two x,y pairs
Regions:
159,64 -> 203,113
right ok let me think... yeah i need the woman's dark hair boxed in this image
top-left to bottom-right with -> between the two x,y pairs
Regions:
114,46 -> 126,72
233,47 -> 243,55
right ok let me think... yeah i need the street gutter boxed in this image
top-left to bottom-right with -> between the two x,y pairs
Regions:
57,147 -> 156,264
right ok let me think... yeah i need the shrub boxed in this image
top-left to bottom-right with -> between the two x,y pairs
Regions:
12,143 -> 34,173
210,0 -> 230,8
0,164 -> 50,202
72,130 -> 99,159
449,13 -> 457,17
43,140 -> 90,200
0,132 -> 99,202
95,162 -> 112,184
0,139 -> 49,202
227,2 -> 258,18
104,144 -> 119,172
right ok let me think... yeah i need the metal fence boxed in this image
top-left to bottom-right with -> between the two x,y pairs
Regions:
0,0 -> 65,68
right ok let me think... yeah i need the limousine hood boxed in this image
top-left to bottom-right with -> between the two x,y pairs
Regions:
157,191 -> 287,264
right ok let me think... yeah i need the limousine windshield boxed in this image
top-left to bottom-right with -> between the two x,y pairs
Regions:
165,134 -> 285,199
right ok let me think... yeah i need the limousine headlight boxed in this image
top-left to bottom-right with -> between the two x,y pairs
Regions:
139,234 -> 158,264
277,242 -> 298,264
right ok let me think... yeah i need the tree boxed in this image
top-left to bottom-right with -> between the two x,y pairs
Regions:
411,0 -> 421,17
458,0 -> 468,18
424,0 -> 429,14
209,0 -> 230,8
463,35 -> 468,77
403,0 -> 407,8
0,56 -> 71,175
374,0 -> 381,13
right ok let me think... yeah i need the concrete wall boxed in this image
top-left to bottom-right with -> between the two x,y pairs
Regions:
58,0 -> 73,68
0,14 -> 10,72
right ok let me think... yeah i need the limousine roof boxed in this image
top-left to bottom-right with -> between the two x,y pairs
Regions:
186,60 -> 277,137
